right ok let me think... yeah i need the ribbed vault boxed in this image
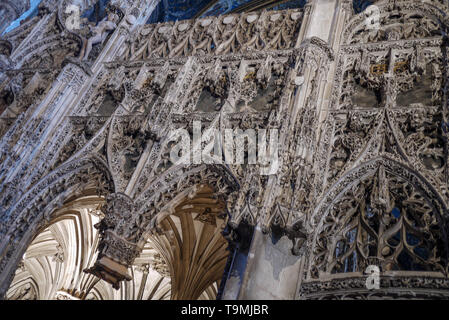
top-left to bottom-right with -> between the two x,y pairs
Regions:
149,184 -> 230,300
5,195 -> 172,300
6,185 -> 230,300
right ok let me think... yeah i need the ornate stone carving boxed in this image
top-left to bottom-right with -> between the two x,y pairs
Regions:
120,8 -> 304,61
297,0 -> 449,300
2,0 -> 449,301
300,275 -> 449,300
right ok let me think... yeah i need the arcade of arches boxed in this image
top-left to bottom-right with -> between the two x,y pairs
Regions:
6,187 -> 227,300
1,0 -> 449,300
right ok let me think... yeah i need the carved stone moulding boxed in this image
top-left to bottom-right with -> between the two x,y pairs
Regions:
300,274 -> 449,300
120,8 -> 304,61
108,48 -> 298,70
343,0 -> 449,45
55,290 -> 81,300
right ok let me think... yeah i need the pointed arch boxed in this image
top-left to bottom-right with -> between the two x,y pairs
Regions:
307,156 -> 449,280
136,163 -> 240,229
343,0 -> 449,45
129,164 -> 240,300
311,156 -> 448,229
0,155 -> 114,297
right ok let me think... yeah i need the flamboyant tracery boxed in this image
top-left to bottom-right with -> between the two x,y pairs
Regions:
313,165 -> 448,276
1,0 -> 449,301
299,0 -> 449,300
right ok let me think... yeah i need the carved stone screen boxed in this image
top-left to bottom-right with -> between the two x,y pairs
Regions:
1,0 -> 449,301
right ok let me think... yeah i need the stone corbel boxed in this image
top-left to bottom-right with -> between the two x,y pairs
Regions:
84,193 -> 139,290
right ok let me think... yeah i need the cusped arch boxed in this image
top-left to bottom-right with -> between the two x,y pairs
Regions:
132,163 -> 240,300
343,0 -> 449,45
311,156 -> 448,231
306,156 -> 449,279
0,155 -> 114,297
135,163 -> 240,239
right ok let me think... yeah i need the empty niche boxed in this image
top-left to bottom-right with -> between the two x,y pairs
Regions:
396,65 -> 433,106
196,74 -> 229,112
133,76 -> 175,114
351,81 -> 380,108
235,63 -> 285,112
97,91 -> 121,116
245,73 -> 282,112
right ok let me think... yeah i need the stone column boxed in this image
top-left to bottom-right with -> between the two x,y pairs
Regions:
222,0 -> 345,300
237,226 -> 303,300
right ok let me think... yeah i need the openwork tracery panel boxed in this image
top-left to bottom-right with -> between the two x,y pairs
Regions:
312,165 -> 448,278
301,0 -> 449,300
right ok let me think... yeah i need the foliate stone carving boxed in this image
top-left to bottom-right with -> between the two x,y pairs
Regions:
95,193 -> 139,245
299,0 -> 449,300
300,275 -> 449,300
148,253 -> 170,278
344,1 -> 448,45
181,55 -> 290,115
136,165 -> 239,231
4,0 -> 449,301
310,165 -> 448,279
120,8 -> 304,61
85,193 -> 139,289
55,291 -> 80,300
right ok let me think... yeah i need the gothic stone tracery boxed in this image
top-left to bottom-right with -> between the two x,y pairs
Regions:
1,0 -> 449,301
